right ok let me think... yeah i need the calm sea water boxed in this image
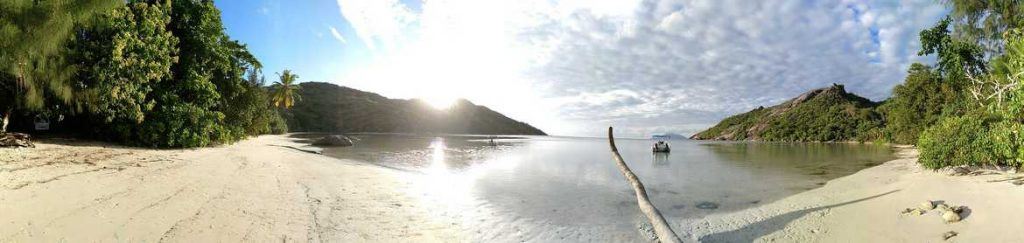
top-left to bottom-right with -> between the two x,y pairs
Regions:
303,134 -> 895,241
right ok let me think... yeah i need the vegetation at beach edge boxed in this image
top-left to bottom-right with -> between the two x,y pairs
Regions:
1,0 -> 290,148
902,1 -> 1024,170
694,1 -> 1024,169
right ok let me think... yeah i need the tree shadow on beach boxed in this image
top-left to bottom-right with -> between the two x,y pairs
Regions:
699,189 -> 901,242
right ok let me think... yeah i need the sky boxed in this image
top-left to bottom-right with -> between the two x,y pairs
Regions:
216,0 -> 949,138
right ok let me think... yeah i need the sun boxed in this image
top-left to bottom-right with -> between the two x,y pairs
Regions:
422,95 -> 456,110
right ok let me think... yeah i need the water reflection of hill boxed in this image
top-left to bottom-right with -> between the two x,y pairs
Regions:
700,142 -> 895,179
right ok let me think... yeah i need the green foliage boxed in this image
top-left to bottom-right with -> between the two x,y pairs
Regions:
692,85 -> 884,142
271,70 -> 301,109
760,88 -> 883,142
919,17 -> 988,85
73,1 -> 177,125
0,0 -> 119,132
916,8 -> 1024,169
988,120 -> 1024,167
918,113 -> 1003,169
942,0 -> 1024,53
221,70 -> 288,137
692,107 -> 768,141
283,82 -> 545,135
46,0 -> 286,147
879,64 -> 963,144
129,0 -> 284,147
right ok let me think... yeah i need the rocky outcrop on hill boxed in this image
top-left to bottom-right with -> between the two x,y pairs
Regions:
691,84 -> 883,142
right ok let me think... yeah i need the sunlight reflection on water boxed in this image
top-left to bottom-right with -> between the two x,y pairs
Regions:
315,134 -> 896,241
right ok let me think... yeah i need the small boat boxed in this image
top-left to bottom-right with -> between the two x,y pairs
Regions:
652,141 -> 670,153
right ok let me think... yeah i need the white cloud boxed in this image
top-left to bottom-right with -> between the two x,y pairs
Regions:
329,26 -> 347,44
335,0 -> 949,137
335,0 -> 417,50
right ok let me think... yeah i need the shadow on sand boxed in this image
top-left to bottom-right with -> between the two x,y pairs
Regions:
699,189 -> 900,242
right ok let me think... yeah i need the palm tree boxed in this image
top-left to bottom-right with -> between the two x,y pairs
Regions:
271,70 -> 301,109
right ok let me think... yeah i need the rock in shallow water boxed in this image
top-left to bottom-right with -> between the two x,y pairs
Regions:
696,201 -> 719,210
312,135 -> 354,147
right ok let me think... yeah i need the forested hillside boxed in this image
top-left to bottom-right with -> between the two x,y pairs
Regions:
696,1 -> 1024,169
282,82 -> 546,135
690,84 -> 883,142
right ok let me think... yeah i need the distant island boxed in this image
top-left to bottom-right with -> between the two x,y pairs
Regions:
282,82 -> 546,135
651,133 -> 688,140
691,84 -> 882,142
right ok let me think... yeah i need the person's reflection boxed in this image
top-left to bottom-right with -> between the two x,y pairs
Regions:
653,152 -> 670,166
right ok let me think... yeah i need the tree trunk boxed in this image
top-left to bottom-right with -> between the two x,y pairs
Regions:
607,127 -> 682,243
1,108 -> 9,133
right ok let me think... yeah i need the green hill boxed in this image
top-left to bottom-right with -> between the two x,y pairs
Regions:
281,82 -> 546,135
690,84 -> 883,142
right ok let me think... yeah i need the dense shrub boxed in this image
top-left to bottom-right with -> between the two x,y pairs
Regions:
63,0 -> 286,148
879,63 -> 964,144
918,114 -> 1001,169
268,109 -> 289,134
989,121 -> 1024,168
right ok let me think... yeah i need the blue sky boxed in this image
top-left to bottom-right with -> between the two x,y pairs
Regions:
216,0 -> 368,83
215,0 -> 949,138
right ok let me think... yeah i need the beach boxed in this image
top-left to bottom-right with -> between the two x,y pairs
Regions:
0,135 -> 461,242
688,148 -> 1024,242
3,135 -> 1023,242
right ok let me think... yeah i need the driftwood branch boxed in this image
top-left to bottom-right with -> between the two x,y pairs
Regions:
0,132 -> 34,148
608,127 -> 682,243
269,144 -> 322,155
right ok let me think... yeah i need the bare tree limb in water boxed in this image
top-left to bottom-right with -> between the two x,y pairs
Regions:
607,127 -> 682,243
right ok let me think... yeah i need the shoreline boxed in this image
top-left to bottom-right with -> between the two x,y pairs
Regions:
3,136 -> 1022,242
684,146 -> 1024,242
0,135 -> 462,242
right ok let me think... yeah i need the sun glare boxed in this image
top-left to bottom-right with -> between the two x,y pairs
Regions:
423,95 -> 456,110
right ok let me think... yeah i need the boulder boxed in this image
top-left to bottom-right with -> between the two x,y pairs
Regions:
312,135 -> 354,147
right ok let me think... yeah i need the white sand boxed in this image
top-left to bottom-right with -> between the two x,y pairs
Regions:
3,137 -> 1023,242
685,147 -> 1024,242
0,135 -> 461,242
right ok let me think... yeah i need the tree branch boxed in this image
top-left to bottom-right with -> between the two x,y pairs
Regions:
608,127 -> 682,243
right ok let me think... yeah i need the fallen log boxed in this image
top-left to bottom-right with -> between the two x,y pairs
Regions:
607,127 -> 681,242
0,132 -> 34,148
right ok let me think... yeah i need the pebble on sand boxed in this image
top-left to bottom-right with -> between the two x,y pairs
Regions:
943,231 -> 958,240
942,210 -> 962,223
919,201 -> 935,210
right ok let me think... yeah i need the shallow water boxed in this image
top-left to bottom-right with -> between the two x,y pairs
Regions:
312,134 -> 895,241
